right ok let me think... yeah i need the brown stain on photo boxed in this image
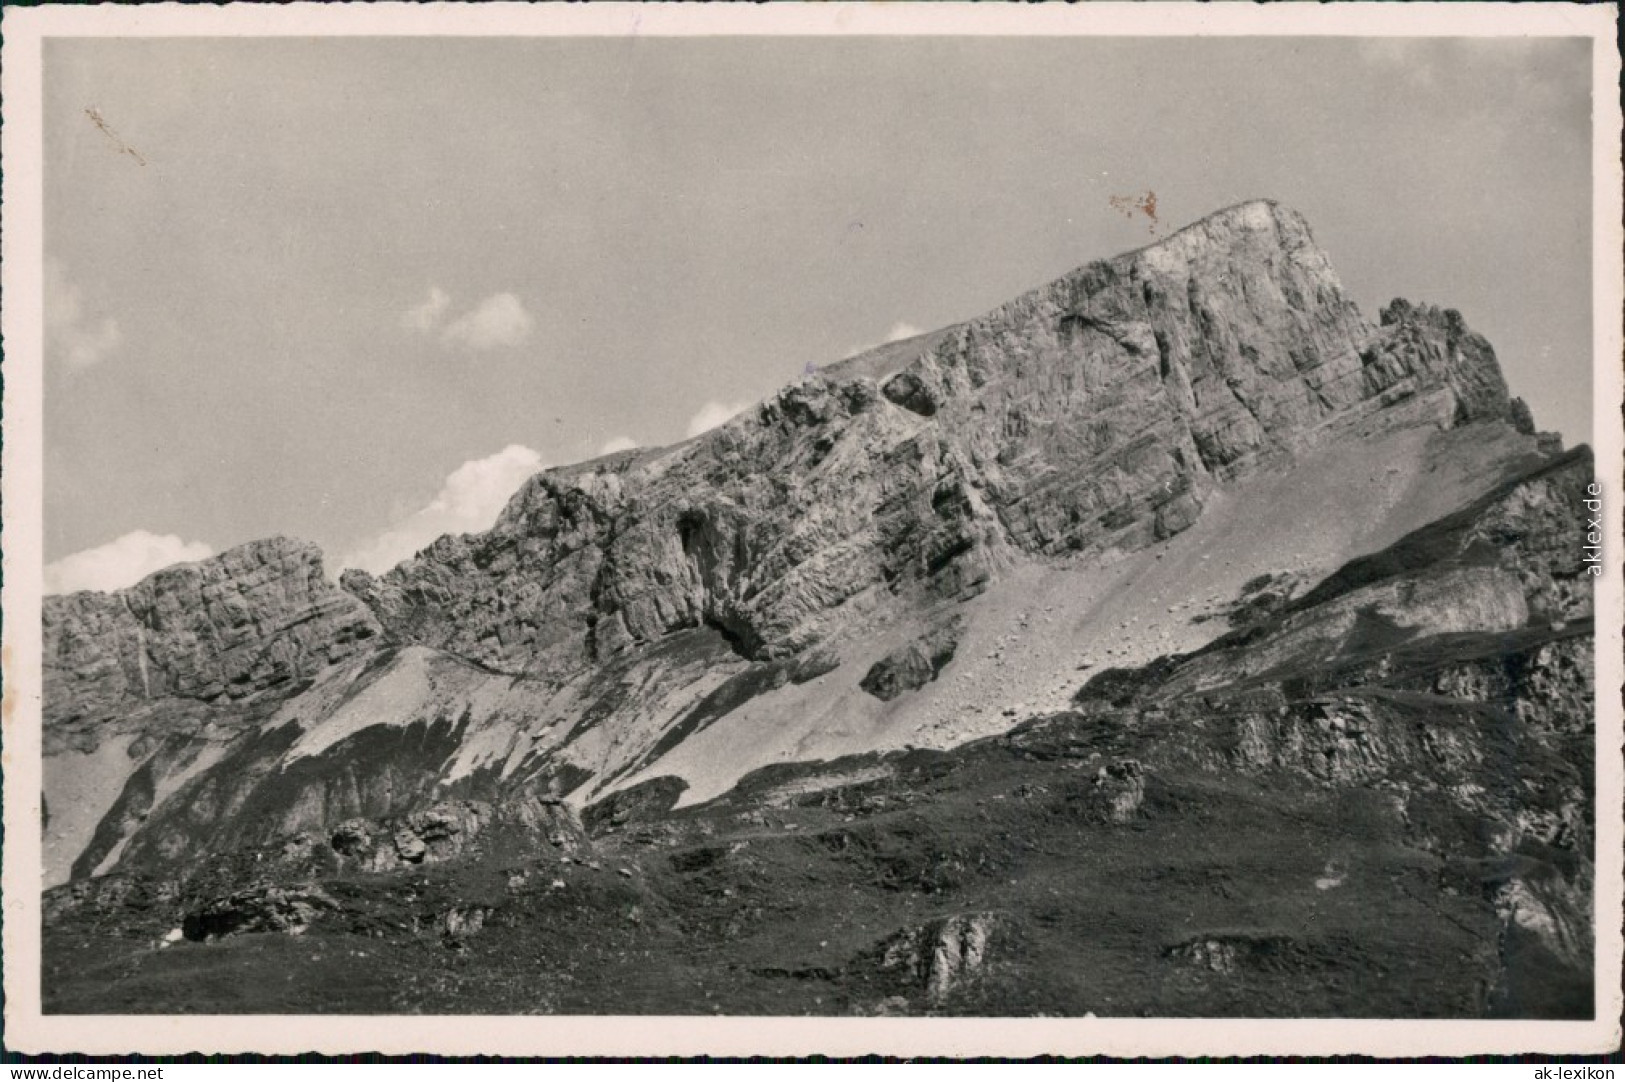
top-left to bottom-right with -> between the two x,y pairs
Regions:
1110,190 -> 1160,236
1,641 -> 25,747
85,106 -> 147,167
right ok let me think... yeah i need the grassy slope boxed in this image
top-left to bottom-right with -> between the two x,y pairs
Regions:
43,688 -> 1590,1017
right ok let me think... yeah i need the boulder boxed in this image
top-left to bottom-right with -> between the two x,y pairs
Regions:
182,884 -> 341,941
860,615 -> 967,701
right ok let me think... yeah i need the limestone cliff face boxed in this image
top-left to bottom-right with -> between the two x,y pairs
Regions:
40,201 -> 1550,887
44,538 -> 380,724
343,201 -> 1515,677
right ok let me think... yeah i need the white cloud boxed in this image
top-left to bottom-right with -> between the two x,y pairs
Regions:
46,260 -> 121,371
598,436 -> 639,456
685,399 -> 752,439
45,531 -> 214,595
843,320 -> 926,359
403,286 -> 451,332
441,292 -> 535,351
403,289 -> 536,351
340,444 -> 544,574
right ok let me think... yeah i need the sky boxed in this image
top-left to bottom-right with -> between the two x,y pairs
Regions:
41,35 -> 1595,593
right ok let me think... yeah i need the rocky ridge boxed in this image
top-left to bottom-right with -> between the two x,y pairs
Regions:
40,201 -> 1566,898
337,201 -> 1519,676
45,537 -> 379,726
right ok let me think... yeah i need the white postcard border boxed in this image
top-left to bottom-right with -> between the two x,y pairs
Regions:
3,1 -> 1620,1057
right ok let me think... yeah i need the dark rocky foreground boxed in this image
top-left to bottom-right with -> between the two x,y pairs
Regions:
39,201 -> 1596,1016
43,450 -> 1595,1016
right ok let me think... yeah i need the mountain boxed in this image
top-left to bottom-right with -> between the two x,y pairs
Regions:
40,201 -> 1593,1017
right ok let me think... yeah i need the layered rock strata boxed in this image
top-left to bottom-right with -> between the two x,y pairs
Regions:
40,200 -> 1555,887
45,538 -> 379,726
342,201 -> 1519,677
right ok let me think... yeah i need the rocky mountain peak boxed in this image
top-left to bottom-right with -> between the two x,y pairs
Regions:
42,202 -> 1546,841
58,203 -> 1525,712
341,203 -> 1515,676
